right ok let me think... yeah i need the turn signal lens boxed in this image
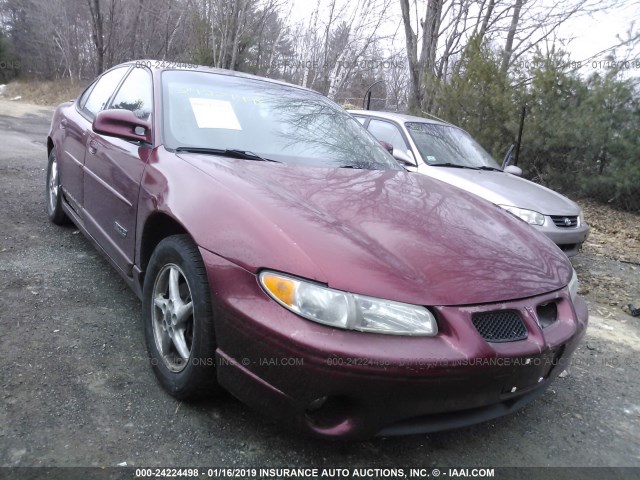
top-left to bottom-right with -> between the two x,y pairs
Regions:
261,274 -> 296,306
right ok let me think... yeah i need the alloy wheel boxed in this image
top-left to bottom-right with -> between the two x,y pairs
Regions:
151,263 -> 195,372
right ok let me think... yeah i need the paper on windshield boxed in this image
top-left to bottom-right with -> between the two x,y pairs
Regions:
189,98 -> 242,130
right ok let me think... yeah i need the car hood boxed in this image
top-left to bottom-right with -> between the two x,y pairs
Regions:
180,154 -> 572,306
422,167 -> 581,216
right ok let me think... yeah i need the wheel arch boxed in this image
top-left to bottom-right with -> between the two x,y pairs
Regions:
47,137 -> 54,157
138,211 -> 191,288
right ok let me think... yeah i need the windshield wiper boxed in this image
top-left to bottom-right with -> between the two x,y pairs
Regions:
475,165 -> 503,172
429,162 -> 470,169
430,163 -> 500,171
174,147 -> 281,163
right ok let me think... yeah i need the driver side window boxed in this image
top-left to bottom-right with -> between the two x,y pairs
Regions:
82,67 -> 129,119
367,119 -> 410,154
109,67 -> 153,122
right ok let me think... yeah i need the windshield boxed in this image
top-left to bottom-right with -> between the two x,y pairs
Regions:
405,122 -> 502,170
161,70 -> 400,170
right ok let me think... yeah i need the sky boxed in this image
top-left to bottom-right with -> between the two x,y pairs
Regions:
288,0 -> 640,77
559,1 -> 639,64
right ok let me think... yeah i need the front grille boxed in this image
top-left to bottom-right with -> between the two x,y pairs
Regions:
472,310 -> 528,343
551,215 -> 578,228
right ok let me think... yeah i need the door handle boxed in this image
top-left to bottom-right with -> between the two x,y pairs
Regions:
88,139 -> 98,155
60,119 -> 67,129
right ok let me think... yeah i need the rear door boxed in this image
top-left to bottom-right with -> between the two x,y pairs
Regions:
56,84 -> 93,215
83,66 -> 154,276
59,67 -> 129,216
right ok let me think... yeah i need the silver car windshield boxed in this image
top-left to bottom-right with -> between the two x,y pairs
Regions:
406,122 -> 502,170
162,70 -> 401,171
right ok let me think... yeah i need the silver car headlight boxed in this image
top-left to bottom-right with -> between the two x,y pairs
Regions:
568,269 -> 579,302
578,209 -> 585,226
259,271 -> 438,336
499,205 -> 545,226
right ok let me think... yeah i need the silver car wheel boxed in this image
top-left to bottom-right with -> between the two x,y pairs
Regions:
48,157 -> 59,213
151,263 -> 194,372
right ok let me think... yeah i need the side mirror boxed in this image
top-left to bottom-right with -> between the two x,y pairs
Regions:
504,165 -> 522,176
93,109 -> 151,144
393,148 -> 416,167
379,140 -> 394,154
502,144 -> 515,169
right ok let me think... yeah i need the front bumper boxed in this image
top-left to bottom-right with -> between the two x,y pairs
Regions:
535,218 -> 590,257
201,249 -> 588,439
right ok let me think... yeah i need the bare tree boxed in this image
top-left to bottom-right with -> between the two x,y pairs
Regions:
326,0 -> 392,99
400,0 -> 443,112
501,0 -> 524,73
86,0 -> 104,74
384,51 -> 408,111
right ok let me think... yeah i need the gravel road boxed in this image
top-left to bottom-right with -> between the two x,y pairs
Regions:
0,99 -> 639,470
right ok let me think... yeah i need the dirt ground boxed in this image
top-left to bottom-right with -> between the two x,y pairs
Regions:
573,200 -> 640,314
0,98 -> 639,470
0,80 -> 86,107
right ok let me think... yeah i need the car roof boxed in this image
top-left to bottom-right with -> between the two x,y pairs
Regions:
348,109 -> 450,127
120,60 -> 318,95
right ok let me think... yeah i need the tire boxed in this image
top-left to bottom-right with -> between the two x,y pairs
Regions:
143,234 -> 220,400
46,150 -> 69,225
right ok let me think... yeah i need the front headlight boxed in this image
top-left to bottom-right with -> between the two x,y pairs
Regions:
568,269 -> 579,302
259,271 -> 438,336
499,205 -> 545,226
578,209 -> 585,226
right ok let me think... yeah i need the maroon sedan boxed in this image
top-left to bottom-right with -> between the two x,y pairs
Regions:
46,61 -> 587,439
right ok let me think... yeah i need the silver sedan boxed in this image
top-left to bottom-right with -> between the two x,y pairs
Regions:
350,110 -> 589,257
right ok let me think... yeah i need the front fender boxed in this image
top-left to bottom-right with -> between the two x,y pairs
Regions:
135,147 -> 327,284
